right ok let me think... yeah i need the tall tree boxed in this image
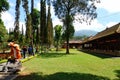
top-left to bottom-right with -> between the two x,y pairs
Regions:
14,0 -> 21,41
8,28 -> 14,42
32,9 -> 40,45
47,0 -> 53,47
36,26 -> 40,45
26,14 -> 32,43
53,0 -> 100,54
40,0 -> 47,53
54,25 -> 62,51
62,15 -> 75,41
31,0 -> 34,13
0,21 -> 8,43
22,0 -> 32,44
40,0 -> 47,44
0,0 -> 9,49
31,0 -> 34,47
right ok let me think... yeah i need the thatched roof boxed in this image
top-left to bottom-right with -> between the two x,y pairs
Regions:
82,23 -> 120,43
64,40 -> 82,44
91,23 -> 120,40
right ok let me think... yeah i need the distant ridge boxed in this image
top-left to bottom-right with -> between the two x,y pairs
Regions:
74,30 -> 98,36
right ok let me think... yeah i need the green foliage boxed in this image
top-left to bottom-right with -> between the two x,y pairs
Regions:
0,0 -> 9,13
8,29 -> 14,42
25,14 -> 32,43
52,0 -> 100,54
47,3 -> 53,47
0,0 -> 9,45
40,0 -> 47,44
0,20 -> 8,42
62,26 -> 74,40
52,0 -> 100,23
14,0 -> 21,41
31,8 -> 40,45
32,8 -> 40,30
22,0 -> 32,44
22,0 -> 29,14
54,25 -> 62,41
54,25 -> 62,51
0,19 -> 8,49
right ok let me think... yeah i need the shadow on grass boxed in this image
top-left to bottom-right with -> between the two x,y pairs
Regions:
15,72 -> 110,80
114,70 -> 120,80
80,50 -> 113,59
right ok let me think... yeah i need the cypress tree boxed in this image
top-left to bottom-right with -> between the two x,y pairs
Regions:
14,0 -> 21,41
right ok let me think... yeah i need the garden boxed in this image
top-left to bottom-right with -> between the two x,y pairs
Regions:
13,49 -> 120,80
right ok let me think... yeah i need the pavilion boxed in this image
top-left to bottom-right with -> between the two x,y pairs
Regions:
81,23 -> 120,56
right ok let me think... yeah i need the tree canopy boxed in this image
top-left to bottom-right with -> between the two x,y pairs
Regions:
54,25 -> 62,51
0,21 -> 8,42
0,0 -> 9,13
52,0 -> 100,54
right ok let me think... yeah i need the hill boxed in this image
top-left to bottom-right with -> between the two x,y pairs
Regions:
74,30 -> 98,36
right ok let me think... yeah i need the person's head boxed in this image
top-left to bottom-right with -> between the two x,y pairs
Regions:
14,44 -> 20,50
8,42 -> 14,47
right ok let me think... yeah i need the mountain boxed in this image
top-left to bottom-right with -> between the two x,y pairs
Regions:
74,30 -> 98,36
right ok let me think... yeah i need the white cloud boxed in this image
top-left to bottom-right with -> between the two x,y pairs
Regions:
6,0 -> 119,33
1,11 -> 25,33
51,0 -> 120,32
1,11 -> 15,31
73,19 -> 105,32
36,2 -> 40,11
97,0 -> 120,13
19,22 -> 26,34
106,22 -> 118,28
52,17 -> 63,27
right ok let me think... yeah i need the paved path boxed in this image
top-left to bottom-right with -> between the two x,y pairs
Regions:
0,56 -> 34,80
0,72 -> 18,80
0,62 -> 24,80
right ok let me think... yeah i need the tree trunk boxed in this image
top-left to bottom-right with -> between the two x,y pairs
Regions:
56,41 -> 59,51
66,19 -> 69,54
66,36 -> 69,54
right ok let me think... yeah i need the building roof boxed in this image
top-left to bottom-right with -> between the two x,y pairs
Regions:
64,40 -> 82,44
82,23 -> 120,43
90,23 -> 120,41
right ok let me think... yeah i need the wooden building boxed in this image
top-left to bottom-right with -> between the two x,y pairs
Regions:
81,23 -> 120,56
62,40 -> 82,49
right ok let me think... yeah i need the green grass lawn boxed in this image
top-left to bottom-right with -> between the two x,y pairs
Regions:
15,49 -> 120,80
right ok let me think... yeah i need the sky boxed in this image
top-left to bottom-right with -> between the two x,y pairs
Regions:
1,0 -> 120,33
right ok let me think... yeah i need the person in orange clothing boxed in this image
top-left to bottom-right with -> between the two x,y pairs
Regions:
8,42 -> 22,60
2,42 -> 22,72
8,42 -> 15,58
13,44 -> 22,60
